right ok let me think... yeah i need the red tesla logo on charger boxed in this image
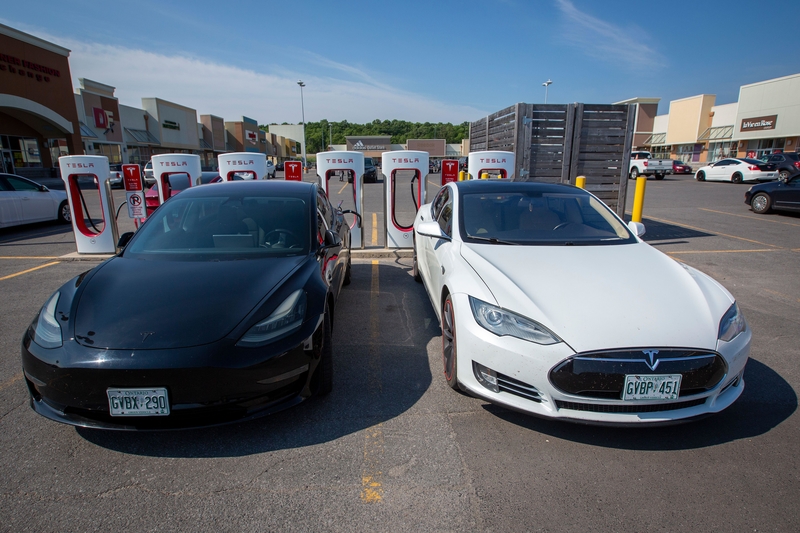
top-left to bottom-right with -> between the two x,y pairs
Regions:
441,159 -> 458,184
122,164 -> 143,192
285,161 -> 302,181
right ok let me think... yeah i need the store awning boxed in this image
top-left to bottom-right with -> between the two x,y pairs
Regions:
643,132 -> 666,145
199,138 -> 214,150
78,121 -> 97,138
698,125 -> 733,141
123,127 -> 161,145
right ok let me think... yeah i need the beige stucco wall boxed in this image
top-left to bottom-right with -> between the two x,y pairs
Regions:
666,95 -> 715,145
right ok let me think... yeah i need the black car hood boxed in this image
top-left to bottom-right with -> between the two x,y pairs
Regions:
74,255 -> 305,350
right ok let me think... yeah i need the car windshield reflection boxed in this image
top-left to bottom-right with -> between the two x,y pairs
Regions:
126,194 -> 310,258
461,191 -> 634,246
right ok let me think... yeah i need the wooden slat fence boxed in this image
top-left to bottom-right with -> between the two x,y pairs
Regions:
470,103 -> 634,217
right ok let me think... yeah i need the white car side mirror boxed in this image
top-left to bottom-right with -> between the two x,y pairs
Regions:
628,221 -> 646,237
416,220 -> 450,241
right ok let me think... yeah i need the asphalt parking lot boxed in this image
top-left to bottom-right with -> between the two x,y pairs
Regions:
1,172 -> 798,532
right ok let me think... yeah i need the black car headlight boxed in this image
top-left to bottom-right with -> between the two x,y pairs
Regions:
237,290 -> 307,347
30,291 -> 62,348
718,302 -> 746,342
469,296 -> 560,345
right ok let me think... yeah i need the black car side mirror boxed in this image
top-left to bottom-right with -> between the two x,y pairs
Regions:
322,229 -> 342,249
117,232 -> 134,249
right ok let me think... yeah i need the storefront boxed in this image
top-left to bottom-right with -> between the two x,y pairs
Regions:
0,23 -> 82,178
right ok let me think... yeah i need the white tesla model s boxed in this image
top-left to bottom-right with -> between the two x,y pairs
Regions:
412,180 -> 750,425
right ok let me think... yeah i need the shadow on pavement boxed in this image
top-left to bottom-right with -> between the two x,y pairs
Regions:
77,261 -> 438,458
482,358 -> 796,450
638,217 -> 714,242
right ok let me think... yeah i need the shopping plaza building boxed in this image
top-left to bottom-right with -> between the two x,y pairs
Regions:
2,21 -> 798,179
618,72 -> 800,164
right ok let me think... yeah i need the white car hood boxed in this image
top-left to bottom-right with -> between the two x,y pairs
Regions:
460,242 -> 733,353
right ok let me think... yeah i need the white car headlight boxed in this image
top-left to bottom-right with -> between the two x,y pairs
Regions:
469,296 -> 560,345
237,290 -> 307,347
718,302 -> 746,342
31,291 -> 62,348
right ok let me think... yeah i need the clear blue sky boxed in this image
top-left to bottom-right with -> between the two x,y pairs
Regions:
3,0 -> 799,126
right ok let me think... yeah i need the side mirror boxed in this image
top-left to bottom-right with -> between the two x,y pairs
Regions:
38,185 -> 49,192
416,220 -> 450,241
628,221 -> 646,237
321,229 -> 342,250
117,232 -> 134,248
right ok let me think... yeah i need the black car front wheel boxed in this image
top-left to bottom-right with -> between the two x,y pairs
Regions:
750,192 -> 772,214
314,307 -> 333,395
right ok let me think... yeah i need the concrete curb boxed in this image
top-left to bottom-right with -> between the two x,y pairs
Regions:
57,249 -> 413,261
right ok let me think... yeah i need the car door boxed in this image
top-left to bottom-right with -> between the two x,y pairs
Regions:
420,186 -> 450,286
772,175 -> 800,210
426,189 -> 455,306
707,160 -> 732,181
317,188 -> 344,297
0,176 -> 22,227
6,176 -> 54,223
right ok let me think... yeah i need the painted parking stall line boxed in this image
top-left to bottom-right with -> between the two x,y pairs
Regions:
361,260 -> 384,503
0,261 -> 60,281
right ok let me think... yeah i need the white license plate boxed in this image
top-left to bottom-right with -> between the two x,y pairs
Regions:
622,375 -> 681,401
107,388 -> 170,416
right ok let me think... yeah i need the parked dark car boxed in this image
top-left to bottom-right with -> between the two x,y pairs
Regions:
745,172 -> 800,214
765,152 -> 800,180
276,162 -> 284,171
363,157 -> 378,183
672,160 -> 693,174
21,181 -> 352,430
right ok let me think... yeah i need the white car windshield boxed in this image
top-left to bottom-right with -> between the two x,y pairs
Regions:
460,190 -> 635,246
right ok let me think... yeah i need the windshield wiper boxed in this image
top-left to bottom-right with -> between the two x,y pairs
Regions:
467,235 -> 519,245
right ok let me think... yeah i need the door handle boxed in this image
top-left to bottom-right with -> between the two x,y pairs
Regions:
441,265 -> 445,275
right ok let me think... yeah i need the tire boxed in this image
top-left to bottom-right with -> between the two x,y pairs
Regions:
315,307 -> 333,395
750,192 -> 772,214
442,294 -> 459,390
342,255 -> 352,286
412,237 -> 422,283
779,170 -> 790,180
57,201 -> 71,224
732,172 -> 743,184
629,167 -> 639,180
696,171 -> 705,182
655,173 -> 664,180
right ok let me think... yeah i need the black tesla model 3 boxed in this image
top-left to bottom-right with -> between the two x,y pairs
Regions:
21,180 -> 354,430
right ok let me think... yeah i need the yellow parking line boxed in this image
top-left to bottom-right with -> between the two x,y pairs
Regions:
371,213 -> 378,246
0,261 -> 60,281
699,208 -> 800,227
0,372 -> 23,392
644,216 -> 784,249
668,249 -> 780,254
0,256 -> 60,260
361,259 -> 384,503
338,182 -> 348,195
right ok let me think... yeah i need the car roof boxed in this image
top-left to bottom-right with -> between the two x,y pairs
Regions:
179,180 -> 315,198
453,179 -> 585,195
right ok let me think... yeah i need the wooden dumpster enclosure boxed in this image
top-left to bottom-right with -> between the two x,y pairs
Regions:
469,103 -> 635,217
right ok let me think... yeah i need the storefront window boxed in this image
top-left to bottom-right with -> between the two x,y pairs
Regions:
94,143 -> 122,164
1,136 -> 42,168
746,139 -> 786,160
651,146 -> 670,159
707,141 -> 734,162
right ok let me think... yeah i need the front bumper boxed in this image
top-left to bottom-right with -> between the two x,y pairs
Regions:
21,318 -> 324,430
449,293 -> 751,425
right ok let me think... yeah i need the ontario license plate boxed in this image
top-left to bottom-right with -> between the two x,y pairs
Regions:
622,375 -> 681,401
107,388 -> 170,416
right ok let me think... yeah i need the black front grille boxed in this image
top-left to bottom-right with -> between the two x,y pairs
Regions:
549,349 -> 727,399
556,398 -> 706,414
497,372 -> 542,403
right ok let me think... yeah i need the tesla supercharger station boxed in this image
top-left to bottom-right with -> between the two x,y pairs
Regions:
467,151 -> 515,180
151,154 -> 202,206
218,152 -> 268,181
59,155 -> 118,254
383,150 -> 429,249
316,151 -> 364,249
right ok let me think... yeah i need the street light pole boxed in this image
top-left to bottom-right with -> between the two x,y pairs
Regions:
297,80 -> 306,169
329,123 -> 332,150
542,79 -> 552,104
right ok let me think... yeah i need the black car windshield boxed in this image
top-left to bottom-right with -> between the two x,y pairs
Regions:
126,194 -> 310,259
460,190 -> 635,246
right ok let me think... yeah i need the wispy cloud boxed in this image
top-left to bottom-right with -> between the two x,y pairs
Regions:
554,0 -> 667,68
4,21 -> 486,124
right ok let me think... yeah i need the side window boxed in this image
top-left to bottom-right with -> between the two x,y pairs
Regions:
316,190 -> 330,242
432,186 -> 449,219
6,177 -> 38,191
437,198 -> 453,237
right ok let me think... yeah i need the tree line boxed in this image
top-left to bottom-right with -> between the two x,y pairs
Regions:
260,119 -> 470,155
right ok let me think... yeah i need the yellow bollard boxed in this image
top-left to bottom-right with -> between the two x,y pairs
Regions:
458,170 -> 465,181
575,176 -> 586,189
481,172 -> 489,180
631,176 -> 647,223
